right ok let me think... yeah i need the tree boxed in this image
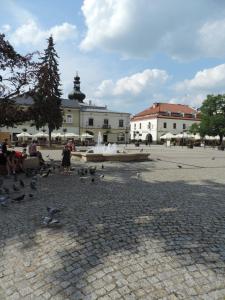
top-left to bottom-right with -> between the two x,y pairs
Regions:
0,33 -> 37,127
199,94 -> 225,144
32,36 -> 62,146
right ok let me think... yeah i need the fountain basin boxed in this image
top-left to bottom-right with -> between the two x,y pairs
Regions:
72,152 -> 150,162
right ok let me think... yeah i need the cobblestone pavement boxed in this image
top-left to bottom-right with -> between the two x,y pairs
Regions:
1,146 -> 225,299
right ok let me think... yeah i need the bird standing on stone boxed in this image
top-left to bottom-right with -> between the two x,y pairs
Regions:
177,165 -> 182,169
42,169 -> 51,178
12,194 -> 25,202
0,196 -> 9,207
12,184 -> 20,192
19,179 -> 25,188
30,181 -> 37,190
101,164 -> 104,169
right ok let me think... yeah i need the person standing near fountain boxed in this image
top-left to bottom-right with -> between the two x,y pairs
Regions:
61,144 -> 71,174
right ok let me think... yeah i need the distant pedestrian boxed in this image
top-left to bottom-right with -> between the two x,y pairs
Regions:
61,145 -> 71,174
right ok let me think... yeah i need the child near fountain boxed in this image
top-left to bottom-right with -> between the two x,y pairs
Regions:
61,144 -> 71,174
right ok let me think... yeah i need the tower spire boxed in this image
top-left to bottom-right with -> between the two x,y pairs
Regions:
68,72 -> 86,103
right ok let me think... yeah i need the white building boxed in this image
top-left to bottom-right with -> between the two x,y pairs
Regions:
80,101 -> 130,143
131,102 -> 200,142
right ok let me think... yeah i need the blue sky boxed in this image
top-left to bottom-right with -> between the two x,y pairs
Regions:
1,0 -> 225,115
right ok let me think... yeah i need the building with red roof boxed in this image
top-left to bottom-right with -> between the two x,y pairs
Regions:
131,102 -> 200,142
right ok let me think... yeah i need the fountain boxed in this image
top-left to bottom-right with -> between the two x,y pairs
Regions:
89,132 -> 118,154
72,131 -> 150,162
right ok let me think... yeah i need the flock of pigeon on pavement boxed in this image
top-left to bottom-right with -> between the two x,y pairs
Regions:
0,157 -> 105,226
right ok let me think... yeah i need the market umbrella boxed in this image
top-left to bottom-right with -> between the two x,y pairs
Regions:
51,133 -> 63,138
65,132 -> 80,139
193,133 -> 201,140
81,133 -> 94,139
160,132 -> 175,140
16,132 -> 32,138
33,132 -> 49,138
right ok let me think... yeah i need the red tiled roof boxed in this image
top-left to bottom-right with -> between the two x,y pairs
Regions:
132,103 -> 198,121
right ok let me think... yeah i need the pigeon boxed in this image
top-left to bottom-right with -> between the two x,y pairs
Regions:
212,157 -> 215,160
46,155 -> 50,158
101,164 -> 104,169
47,207 -> 61,217
89,167 -> 96,175
177,165 -> 182,169
91,177 -> 95,183
140,148 -> 143,152
0,196 -> 9,207
157,158 -> 161,161
19,179 -> 25,188
136,172 -> 141,178
42,216 -> 59,225
42,169 -> 51,178
99,174 -> 104,179
30,181 -> 36,190
29,193 -> 34,198
12,194 -> 25,202
12,184 -> 20,192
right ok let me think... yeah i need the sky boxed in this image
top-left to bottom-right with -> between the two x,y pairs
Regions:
1,0 -> 225,115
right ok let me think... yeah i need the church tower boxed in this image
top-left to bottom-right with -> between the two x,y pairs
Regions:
68,72 -> 86,103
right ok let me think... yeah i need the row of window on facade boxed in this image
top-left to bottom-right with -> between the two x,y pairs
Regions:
134,122 -> 186,130
64,115 -> 125,128
87,118 -> 124,127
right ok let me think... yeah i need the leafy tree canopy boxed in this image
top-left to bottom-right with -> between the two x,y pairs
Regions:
0,33 -> 37,127
198,94 -> 225,143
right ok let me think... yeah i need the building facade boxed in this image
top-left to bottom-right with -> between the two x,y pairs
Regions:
0,74 -> 130,143
80,102 -> 130,143
131,102 -> 200,142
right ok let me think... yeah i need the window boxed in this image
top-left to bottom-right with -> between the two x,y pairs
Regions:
104,119 -> 108,125
134,123 -> 136,130
183,124 -> 186,130
139,123 -> 142,129
163,122 -> 167,128
66,114 -> 73,123
119,119 -> 124,127
88,118 -> 94,126
117,133 -> 125,142
173,123 -> 176,129
148,122 -> 151,129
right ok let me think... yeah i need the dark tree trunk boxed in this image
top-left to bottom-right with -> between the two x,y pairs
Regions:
219,134 -> 223,145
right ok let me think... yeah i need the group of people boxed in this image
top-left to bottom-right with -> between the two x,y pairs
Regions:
0,139 -> 28,176
0,138 -> 76,176
0,139 -> 45,176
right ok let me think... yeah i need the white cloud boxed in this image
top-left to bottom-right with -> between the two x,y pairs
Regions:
95,69 -> 169,97
198,19 -> 225,57
80,0 -> 225,60
172,64 -> 225,108
10,20 -> 77,46
175,64 -> 225,92
0,24 -> 11,33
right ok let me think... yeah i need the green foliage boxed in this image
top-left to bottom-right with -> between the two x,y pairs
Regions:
0,33 -> 36,127
32,36 -> 62,145
200,94 -> 225,143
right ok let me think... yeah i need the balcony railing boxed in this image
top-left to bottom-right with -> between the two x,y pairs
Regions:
102,124 -> 111,129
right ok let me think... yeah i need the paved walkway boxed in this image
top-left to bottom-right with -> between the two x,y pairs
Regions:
1,146 -> 225,299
